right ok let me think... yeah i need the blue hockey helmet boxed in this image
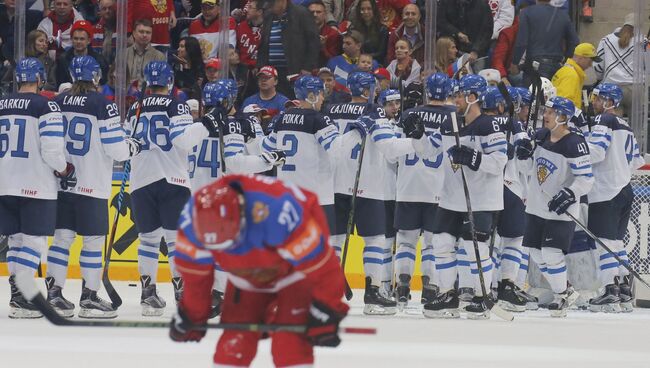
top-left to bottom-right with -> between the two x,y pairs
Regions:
294,75 -> 325,100
545,96 -> 575,118
515,87 -> 533,106
426,72 -> 451,101
506,86 -> 522,111
378,89 -> 401,106
458,74 -> 487,97
69,55 -> 102,84
481,86 -> 505,110
224,78 -> 238,98
448,78 -> 459,97
592,83 -> 623,108
347,71 -> 376,97
203,81 -> 230,107
15,57 -> 45,84
144,61 -> 174,88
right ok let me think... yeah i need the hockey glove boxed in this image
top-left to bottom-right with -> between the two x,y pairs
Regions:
448,145 -> 482,171
241,116 -> 258,143
306,300 -> 344,347
54,162 -> 77,190
169,306 -> 207,343
515,138 -> 534,160
125,137 -> 142,157
401,112 -> 424,139
547,187 -> 576,215
349,116 -> 373,139
202,107 -> 227,137
261,150 -> 286,167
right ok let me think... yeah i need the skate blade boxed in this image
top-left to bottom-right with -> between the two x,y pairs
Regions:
620,302 -> 634,313
589,303 -> 621,314
141,304 -> 165,317
53,307 -> 75,318
9,307 -> 43,319
423,308 -> 460,319
78,308 -> 118,319
526,302 -> 539,311
397,301 -> 407,312
363,304 -> 397,316
566,290 -> 580,307
466,311 -> 490,320
549,309 -> 567,318
497,300 -> 527,313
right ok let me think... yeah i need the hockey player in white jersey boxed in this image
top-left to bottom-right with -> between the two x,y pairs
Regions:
126,61 -> 209,316
518,96 -> 593,318
393,74 -> 452,309
586,83 -> 644,313
0,58 -> 73,318
326,71 -> 418,315
45,56 -> 142,318
410,74 -> 508,319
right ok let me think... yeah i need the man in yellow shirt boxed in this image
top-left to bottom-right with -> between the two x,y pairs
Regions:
551,43 -> 601,109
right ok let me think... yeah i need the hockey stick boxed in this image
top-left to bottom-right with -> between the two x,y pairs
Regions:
340,83 -> 376,301
542,191 -> 650,290
452,56 -> 472,80
218,106 -> 228,174
103,81 -> 148,309
527,63 -> 543,131
14,272 -> 375,334
451,112 -> 514,322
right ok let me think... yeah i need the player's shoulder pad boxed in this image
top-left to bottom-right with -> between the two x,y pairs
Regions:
168,97 -> 191,117
474,114 -> 505,136
559,132 -> 590,158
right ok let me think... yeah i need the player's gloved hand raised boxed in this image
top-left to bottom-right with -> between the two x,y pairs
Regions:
447,145 -> 482,171
349,116 -> 373,139
515,138 -> 534,160
261,150 -> 286,167
169,306 -> 206,343
202,107 -> 227,138
125,137 -> 142,157
306,300 -> 344,347
547,187 -> 576,215
241,116 -> 258,143
54,162 -> 77,190
401,112 -> 424,139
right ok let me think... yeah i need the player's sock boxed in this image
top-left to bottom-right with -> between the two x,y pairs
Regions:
330,234 -> 345,258
395,229 -> 418,276
164,229 -> 179,278
381,237 -> 394,293
80,236 -> 104,291
433,233 -> 457,293
423,231 -> 440,286
362,235 -> 386,286
462,239 -> 493,297
540,247 -> 567,294
456,245 -> 473,292
46,230 -> 76,288
491,246 -> 500,292
515,248 -> 530,289
137,228 -> 163,282
596,238 -> 621,286
6,233 -> 23,275
13,235 -> 46,277
500,236 -> 523,283
616,241 -> 630,278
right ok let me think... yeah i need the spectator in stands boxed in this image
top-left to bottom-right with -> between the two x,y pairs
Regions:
594,13 -> 636,117
25,29 -> 57,91
327,30 -> 378,86
309,1 -> 341,67
438,0 -> 493,65
552,43 -> 601,109
126,18 -> 166,85
488,0 -> 514,41
92,0 -> 117,63
511,0 -> 579,87
228,45 -> 250,107
257,0 -> 320,98
357,53 -> 374,73
56,20 -> 109,86
128,0 -> 176,55
346,0 -> 410,33
435,36 -> 458,76
350,0 -> 388,64
190,0 -> 237,60
236,0 -> 263,70
38,0 -> 84,59
204,57 -> 222,83
387,4 -> 424,65
491,6 -> 522,86
173,36 -> 206,100
387,38 -> 421,89
242,65 -> 289,119
318,66 -> 351,105
0,0 -> 42,66
323,0 -> 345,25
374,67 -> 391,92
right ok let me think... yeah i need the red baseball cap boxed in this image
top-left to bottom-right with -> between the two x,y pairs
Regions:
205,58 -> 221,69
374,68 -> 390,80
257,66 -> 278,78
71,20 -> 94,38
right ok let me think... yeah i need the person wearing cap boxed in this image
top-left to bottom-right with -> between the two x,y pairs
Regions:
551,43 -> 602,110
373,67 -> 391,92
318,67 -> 351,105
204,58 -> 222,83
55,20 -> 109,86
594,13 -> 638,117
189,0 -> 236,60
478,68 -> 501,87
242,65 -> 289,121
37,0 -> 85,59
186,99 -> 200,120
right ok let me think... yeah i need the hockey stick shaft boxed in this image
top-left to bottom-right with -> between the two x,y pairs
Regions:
450,112 -> 514,321
103,81 -> 148,308
542,191 -> 650,290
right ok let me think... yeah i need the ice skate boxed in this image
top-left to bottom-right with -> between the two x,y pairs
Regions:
140,275 -> 166,316
395,274 -> 411,311
172,277 -> 184,303
549,290 -> 573,318
363,277 -> 397,315
210,289 -> 224,318
78,284 -> 117,319
589,284 -> 622,313
8,275 -> 42,319
45,276 -> 75,318
423,290 -> 460,319
464,296 -> 490,320
497,280 -> 527,312
420,276 -> 439,304
458,287 -> 474,308
514,285 -> 539,310
616,276 -> 634,313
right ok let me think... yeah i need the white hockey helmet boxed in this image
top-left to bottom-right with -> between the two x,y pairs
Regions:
528,77 -> 557,102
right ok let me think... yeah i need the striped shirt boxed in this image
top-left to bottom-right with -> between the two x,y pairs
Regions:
268,18 -> 287,67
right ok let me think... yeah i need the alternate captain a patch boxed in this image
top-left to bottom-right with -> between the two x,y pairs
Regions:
536,157 -> 558,185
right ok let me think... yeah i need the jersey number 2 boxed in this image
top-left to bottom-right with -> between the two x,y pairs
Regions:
280,134 -> 298,172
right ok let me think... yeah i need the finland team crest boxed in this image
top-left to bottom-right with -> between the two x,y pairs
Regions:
536,157 -> 558,185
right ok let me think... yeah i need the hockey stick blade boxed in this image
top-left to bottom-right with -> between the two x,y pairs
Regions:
344,281 -> 353,301
484,297 -> 515,321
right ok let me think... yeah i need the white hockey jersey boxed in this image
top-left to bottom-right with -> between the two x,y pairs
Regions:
126,94 -> 207,192
524,132 -> 594,221
0,93 -> 66,200
54,91 -> 132,199
493,114 -> 530,199
587,113 -> 645,203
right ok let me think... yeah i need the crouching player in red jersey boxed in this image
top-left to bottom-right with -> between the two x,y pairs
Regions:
169,173 -> 349,367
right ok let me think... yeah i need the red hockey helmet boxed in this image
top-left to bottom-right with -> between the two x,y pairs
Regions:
192,180 -> 246,251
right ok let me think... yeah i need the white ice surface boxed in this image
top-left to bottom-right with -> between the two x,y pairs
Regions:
1,278 -> 650,368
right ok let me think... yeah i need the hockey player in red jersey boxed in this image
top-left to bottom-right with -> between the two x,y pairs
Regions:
169,174 -> 349,367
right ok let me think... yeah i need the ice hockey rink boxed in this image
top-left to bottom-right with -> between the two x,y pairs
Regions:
1,279 -> 650,368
